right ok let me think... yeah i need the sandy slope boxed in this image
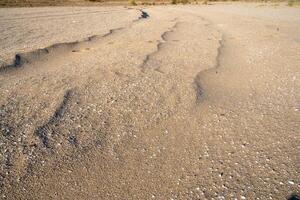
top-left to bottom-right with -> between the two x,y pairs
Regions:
0,4 -> 299,199
0,6 -> 139,64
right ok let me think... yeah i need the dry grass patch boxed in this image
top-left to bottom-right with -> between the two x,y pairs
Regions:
129,0 -> 137,5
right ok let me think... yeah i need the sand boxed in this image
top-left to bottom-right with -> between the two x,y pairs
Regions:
0,3 -> 299,199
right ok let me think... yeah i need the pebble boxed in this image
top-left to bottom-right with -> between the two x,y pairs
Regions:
288,180 -> 295,185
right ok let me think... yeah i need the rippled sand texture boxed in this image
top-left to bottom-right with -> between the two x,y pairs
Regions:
0,4 -> 299,200
0,6 -> 138,64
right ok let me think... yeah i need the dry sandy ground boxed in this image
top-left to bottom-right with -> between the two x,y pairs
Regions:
0,6 -> 139,64
0,3 -> 300,200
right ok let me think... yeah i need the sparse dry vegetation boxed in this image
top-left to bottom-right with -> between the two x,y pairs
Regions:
181,0 -> 189,4
129,0 -> 137,5
288,0 -> 294,6
287,0 -> 300,6
171,0 -> 190,4
141,1 -> 157,5
1,0 -> 300,7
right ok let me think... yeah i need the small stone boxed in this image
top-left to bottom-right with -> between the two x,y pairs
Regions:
288,180 -> 295,185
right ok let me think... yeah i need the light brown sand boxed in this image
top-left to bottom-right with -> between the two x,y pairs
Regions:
0,6 -> 140,64
0,3 -> 299,200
